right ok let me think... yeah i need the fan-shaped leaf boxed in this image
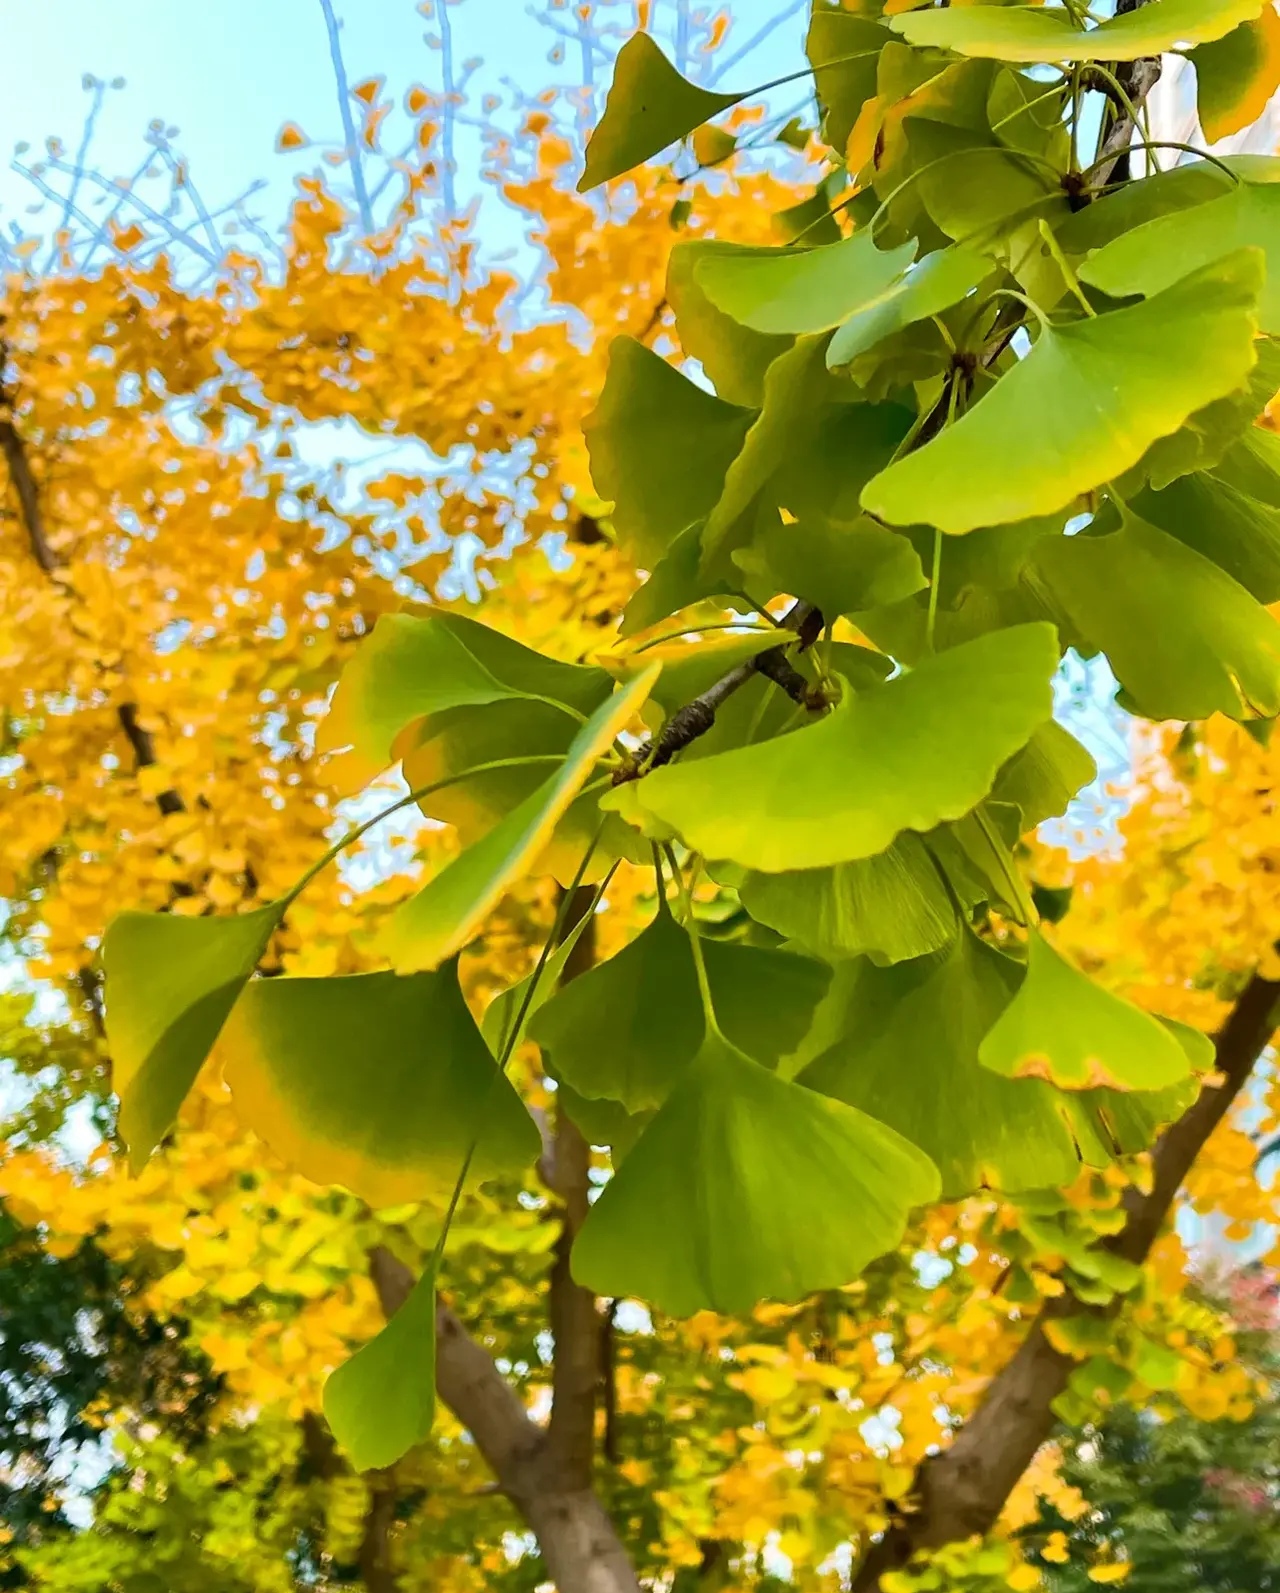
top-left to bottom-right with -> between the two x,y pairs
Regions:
992,721 -> 1097,832
585,337 -> 753,566
863,252 -> 1264,533
695,231 -> 916,336
827,246 -> 991,370
1132,469 -> 1280,604
324,1265 -> 435,1471
667,242 -> 793,407
733,515 -> 926,618
1081,175 -> 1280,335
808,5 -> 893,153
572,1032 -> 939,1315
221,965 -> 539,1207
380,668 -> 659,972
630,624 -> 1058,873
890,0 -> 1267,62
1027,507 -> 1280,720
104,904 -> 283,1171
978,932 -> 1192,1092
578,32 -> 744,191
530,907 -> 830,1111
739,832 -> 958,964
317,612 -> 610,792
1191,10 -> 1280,143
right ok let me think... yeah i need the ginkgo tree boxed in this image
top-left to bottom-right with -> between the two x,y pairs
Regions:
15,0 -> 1280,1587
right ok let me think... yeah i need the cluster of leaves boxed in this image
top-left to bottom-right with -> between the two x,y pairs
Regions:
93,0 -> 1280,1484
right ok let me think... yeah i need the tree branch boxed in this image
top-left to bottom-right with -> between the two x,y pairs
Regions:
850,967 -> 1280,1590
617,599 -> 824,781
0,415 -> 59,575
369,1245 -> 643,1592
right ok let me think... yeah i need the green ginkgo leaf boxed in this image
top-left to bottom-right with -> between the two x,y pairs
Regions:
1027,507 -> 1280,721
667,241 -> 793,407
104,903 -> 283,1172
977,932 -> 1192,1092
1080,174 -> 1280,335
890,0 -> 1267,62
739,832 -> 958,965
695,231 -> 917,336
1132,470 -> 1280,604
1132,335 -> 1280,492
578,32 -> 744,191
631,624 -> 1058,873
732,515 -> 926,618
221,965 -> 540,1207
807,5 -> 893,153
380,668 -> 659,973
317,612 -> 610,792
530,907 -> 830,1111
827,246 -> 992,370
862,252 -> 1264,534
991,721 -> 1097,832
324,1265 -> 435,1470
800,931 -> 1190,1196
572,1031 -> 940,1315
585,337 -> 753,566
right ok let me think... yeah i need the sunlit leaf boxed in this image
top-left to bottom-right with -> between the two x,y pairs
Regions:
807,5 -> 893,154
578,32 -> 744,191
221,964 -> 539,1206
992,721 -> 1097,831
324,1265 -> 435,1470
695,231 -> 916,336
1081,174 -> 1280,335
826,246 -> 991,370
891,0 -> 1268,62
631,624 -> 1058,872
1027,506 -> 1280,720
380,668 -> 659,972
585,337 -> 752,566
572,1031 -> 939,1315
104,904 -> 283,1171
978,932 -> 1192,1092
864,252 -> 1264,533
317,611 -> 610,792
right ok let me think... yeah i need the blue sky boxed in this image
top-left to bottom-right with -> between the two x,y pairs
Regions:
2,0 -> 808,252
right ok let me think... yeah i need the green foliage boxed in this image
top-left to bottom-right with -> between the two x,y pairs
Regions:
103,0 -> 1280,1471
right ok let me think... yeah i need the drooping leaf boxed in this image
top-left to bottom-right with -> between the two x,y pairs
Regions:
317,611 -> 610,792
529,907 -> 830,1111
324,1265 -> 435,1470
826,246 -> 992,370
572,1031 -> 940,1315
1027,507 -> 1280,720
630,624 -> 1058,872
1132,334 -> 1280,490
733,515 -> 927,618
694,231 -> 917,336
739,831 -> 958,964
807,5 -> 893,154
863,252 -> 1264,533
1190,8 -> 1280,143
977,932 -> 1192,1092
1081,174 -> 1280,335
667,241 -> 793,407
801,931 -> 1188,1196
890,0 -> 1268,62
991,721 -> 1097,832
221,965 -> 540,1207
104,904 -> 283,1171
380,668 -> 659,972
1132,469 -> 1280,604
578,32 -> 744,191
585,337 -> 753,567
